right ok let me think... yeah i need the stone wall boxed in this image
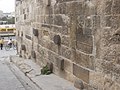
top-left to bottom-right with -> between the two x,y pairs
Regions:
15,0 -> 120,89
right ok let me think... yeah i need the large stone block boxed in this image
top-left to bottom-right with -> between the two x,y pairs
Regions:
101,59 -> 120,75
66,1 -> 84,15
45,6 -> 53,15
51,26 -> 62,33
64,59 -> 73,73
73,64 -> 89,83
77,15 -> 85,28
75,2 -> 84,15
84,28 -> 92,35
56,59 -> 64,70
40,36 -> 51,49
48,51 -> 57,63
42,16 -> 52,25
60,46 -> 72,60
89,72 -> 105,90
36,50 -> 48,67
85,18 -> 92,28
53,65 -> 75,82
54,15 -> 66,26
49,32 -> 55,41
112,0 -> 120,14
104,16 -> 111,27
104,0 -> 112,15
115,84 -> 120,90
76,34 -> 93,46
61,35 -> 70,47
54,3 -> 67,14
55,0 -> 62,3
48,41 -> 58,53
75,51 -> 94,70
38,46 -> 48,60
61,26 -> 70,35
104,78 -> 116,90
31,50 -> 36,59
92,16 -> 100,29
110,16 -> 120,30
76,42 -> 93,54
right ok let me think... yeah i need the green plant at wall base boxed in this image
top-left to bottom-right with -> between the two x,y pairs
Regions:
41,65 -> 52,75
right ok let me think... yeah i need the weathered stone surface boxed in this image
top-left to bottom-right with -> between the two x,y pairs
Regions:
48,41 -> 58,53
104,0 -> 113,15
104,78 -> 116,90
105,16 -> 112,27
76,33 -> 93,45
89,72 -> 105,90
92,16 -> 100,29
54,15 -> 66,26
31,50 -> 36,59
60,46 -> 72,60
64,59 -> 73,73
16,0 -> 120,89
45,6 -> 53,15
61,35 -> 70,47
105,16 -> 120,29
85,18 -> 92,28
52,26 -> 61,34
56,59 -> 64,70
115,84 -> 120,90
75,51 -> 94,70
84,28 -> 92,35
66,1 -> 84,15
77,16 -> 85,28
112,0 -> 120,14
48,51 -> 57,63
54,3 -> 67,14
61,26 -> 70,35
38,46 -> 48,61
76,42 -> 93,54
73,64 -> 89,83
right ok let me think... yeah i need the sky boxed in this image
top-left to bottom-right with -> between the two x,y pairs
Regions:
0,0 -> 15,13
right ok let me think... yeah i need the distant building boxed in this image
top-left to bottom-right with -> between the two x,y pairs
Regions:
0,10 -> 3,18
9,12 -> 15,18
3,13 -> 10,17
3,12 -> 15,18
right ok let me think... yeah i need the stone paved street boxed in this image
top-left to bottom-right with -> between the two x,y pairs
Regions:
0,47 -> 16,58
0,48 -> 40,90
0,48 -> 26,90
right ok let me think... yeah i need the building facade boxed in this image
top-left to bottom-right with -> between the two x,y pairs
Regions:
0,10 -> 3,18
15,0 -> 120,89
3,12 -> 15,18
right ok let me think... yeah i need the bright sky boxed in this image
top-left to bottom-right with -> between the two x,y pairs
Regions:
0,0 -> 15,13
